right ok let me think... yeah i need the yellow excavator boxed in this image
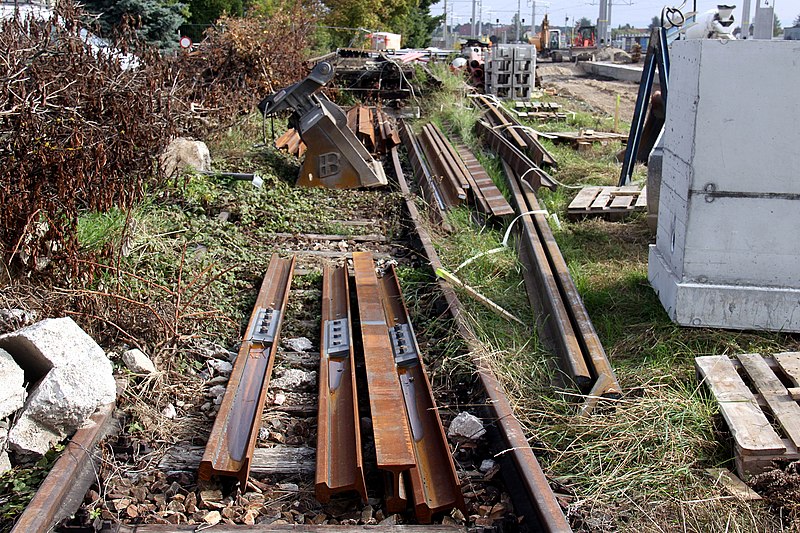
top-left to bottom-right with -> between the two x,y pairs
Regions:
530,15 -> 562,58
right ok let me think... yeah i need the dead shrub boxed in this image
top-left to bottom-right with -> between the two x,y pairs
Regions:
0,3 -> 176,276
171,1 -> 320,135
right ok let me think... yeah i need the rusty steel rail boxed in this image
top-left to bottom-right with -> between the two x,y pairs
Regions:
12,402 -> 118,533
425,123 -> 471,191
352,251 -> 416,513
417,124 -> 467,207
502,160 -> 621,400
315,264 -> 367,503
199,254 -> 295,487
476,120 -> 557,192
378,264 -> 466,523
398,119 -> 451,228
473,95 -> 557,168
387,144 -> 572,532
454,143 -> 514,218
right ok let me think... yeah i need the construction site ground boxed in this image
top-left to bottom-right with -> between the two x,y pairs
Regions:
3,61 -> 800,533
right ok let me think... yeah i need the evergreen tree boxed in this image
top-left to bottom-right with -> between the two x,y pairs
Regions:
794,13 -> 800,27
402,0 -> 442,48
82,0 -> 189,48
774,14 -> 782,37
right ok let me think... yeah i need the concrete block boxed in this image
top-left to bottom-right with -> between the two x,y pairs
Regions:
0,348 -> 25,419
650,40 -> 800,332
687,40 -> 800,195
0,318 -> 115,457
122,348 -> 157,374
7,412 -> 63,458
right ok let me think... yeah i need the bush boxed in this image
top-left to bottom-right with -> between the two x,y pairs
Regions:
0,3 -> 176,275
171,0 -> 321,135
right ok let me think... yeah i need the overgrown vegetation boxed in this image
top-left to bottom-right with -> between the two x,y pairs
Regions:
420,67 -> 800,530
0,4 -> 175,276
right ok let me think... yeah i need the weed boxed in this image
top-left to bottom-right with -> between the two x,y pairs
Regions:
0,445 -> 63,530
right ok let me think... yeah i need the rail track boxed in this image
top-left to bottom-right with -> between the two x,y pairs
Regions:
9,103 -> 617,533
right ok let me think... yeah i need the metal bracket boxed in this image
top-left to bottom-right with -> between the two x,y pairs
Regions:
248,307 -> 280,344
324,319 -> 350,358
324,319 -> 350,392
390,324 -> 419,368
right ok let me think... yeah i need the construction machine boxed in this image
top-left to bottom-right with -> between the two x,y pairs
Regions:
531,15 -> 562,58
552,24 -> 597,62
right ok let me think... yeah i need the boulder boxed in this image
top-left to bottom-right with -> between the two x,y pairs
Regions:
122,348 -> 157,374
160,137 -> 211,178
0,348 -> 26,419
0,318 -> 116,457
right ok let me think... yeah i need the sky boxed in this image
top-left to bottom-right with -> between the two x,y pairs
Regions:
430,0 -> 800,30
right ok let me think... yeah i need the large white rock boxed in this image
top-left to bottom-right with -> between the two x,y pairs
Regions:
0,318 -> 116,457
0,426 -> 10,474
160,137 -> 211,178
0,348 -> 26,419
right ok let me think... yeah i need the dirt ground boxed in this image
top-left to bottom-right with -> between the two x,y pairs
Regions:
537,62 -> 639,124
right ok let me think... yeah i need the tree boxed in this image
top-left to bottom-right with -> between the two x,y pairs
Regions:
648,15 -> 660,30
794,13 -> 800,27
82,0 -> 188,48
322,0 -> 431,47
774,14 -> 782,37
401,0 -> 441,48
577,16 -> 592,28
187,0 -> 243,27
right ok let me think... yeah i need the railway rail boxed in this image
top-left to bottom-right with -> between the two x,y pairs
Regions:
11,104 -> 605,533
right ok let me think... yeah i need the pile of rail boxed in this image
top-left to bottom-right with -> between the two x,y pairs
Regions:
198,252 -> 463,523
398,120 -> 513,224
395,100 -> 620,405
471,95 -> 558,192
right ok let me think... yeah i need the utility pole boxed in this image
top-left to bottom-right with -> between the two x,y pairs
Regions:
607,0 -> 613,45
597,0 -> 607,45
471,0 -> 477,37
516,0 -> 521,41
531,0 -> 536,37
443,0 -> 448,48
740,0 -> 752,38
478,0 -> 483,36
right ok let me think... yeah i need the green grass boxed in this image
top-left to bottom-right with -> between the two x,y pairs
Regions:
418,68 -> 799,530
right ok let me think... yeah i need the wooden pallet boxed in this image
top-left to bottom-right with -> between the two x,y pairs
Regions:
550,129 -> 628,149
567,185 -> 647,221
696,352 -> 800,479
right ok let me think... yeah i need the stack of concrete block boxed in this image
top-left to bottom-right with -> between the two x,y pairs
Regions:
648,39 -> 800,331
486,44 -> 537,100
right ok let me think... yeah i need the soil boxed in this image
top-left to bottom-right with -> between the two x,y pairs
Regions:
537,62 -> 639,124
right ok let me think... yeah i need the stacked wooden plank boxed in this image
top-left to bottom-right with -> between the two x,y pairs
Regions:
549,130 -> 628,149
512,100 -> 567,120
567,185 -> 647,221
697,352 -> 800,478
